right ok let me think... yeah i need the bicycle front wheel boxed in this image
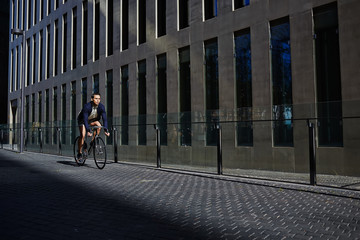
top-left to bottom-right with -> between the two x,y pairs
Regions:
93,137 -> 107,169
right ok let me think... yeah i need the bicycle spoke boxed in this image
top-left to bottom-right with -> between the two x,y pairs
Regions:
93,137 -> 107,169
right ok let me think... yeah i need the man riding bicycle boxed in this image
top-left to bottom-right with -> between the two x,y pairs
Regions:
76,93 -> 110,160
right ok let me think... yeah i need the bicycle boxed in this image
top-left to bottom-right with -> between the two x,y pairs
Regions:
73,126 -> 107,169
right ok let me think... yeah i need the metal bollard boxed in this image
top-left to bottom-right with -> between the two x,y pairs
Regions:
154,124 -> 161,168
308,120 -> 317,186
216,123 -> 223,175
0,129 -> 3,149
113,127 -> 118,163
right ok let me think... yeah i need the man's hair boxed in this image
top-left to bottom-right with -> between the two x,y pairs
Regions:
91,93 -> 101,99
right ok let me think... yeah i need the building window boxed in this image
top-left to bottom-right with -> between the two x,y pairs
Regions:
26,38 -> 30,86
94,0 -> 100,61
179,46 -> 191,146
32,93 -> 35,123
38,91 -> 42,122
34,0 -> 38,25
72,7 -> 77,69
138,59 -> 146,145
54,19 -> 59,76
314,3 -> 343,147
204,0 -> 217,21
204,38 -> 219,146
121,0 -> 129,50
121,65 -> 129,145
55,0 -> 59,10
39,30 -> 43,82
93,74 -> 99,94
106,70 -> 113,120
25,95 -> 30,125
62,13 -> 67,73
53,87 -> 58,121
45,89 -> 49,122
81,78 -> 87,106
107,0 -> 113,56
234,0 -> 249,10
61,84 -> 66,121
10,49 -> 13,92
16,47 -> 19,91
178,0 -> 189,29
157,53 -> 167,145
27,0 -> 31,29
40,0 -> 43,21
46,25 -> 50,79
82,0 -> 88,65
138,0 -> 146,45
32,34 -> 37,84
270,18 -> 293,146
234,29 -> 253,146
157,0 -> 166,37
47,0 -> 51,15
71,81 -> 76,121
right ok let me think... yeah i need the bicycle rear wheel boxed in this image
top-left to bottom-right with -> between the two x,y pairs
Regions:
73,136 -> 87,166
93,137 -> 107,169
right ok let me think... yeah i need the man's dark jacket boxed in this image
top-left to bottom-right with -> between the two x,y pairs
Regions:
77,102 -> 108,132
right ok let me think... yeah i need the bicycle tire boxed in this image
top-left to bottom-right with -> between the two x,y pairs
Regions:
73,136 -> 87,166
93,137 -> 107,169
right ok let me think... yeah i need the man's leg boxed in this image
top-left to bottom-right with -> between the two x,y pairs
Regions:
78,125 -> 86,154
90,121 -> 102,137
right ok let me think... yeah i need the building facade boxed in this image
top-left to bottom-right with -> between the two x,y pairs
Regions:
8,0 -> 360,177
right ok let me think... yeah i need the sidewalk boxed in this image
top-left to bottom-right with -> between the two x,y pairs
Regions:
0,149 -> 359,239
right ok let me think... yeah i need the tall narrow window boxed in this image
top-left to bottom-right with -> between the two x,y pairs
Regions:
34,0 -> 38,25
204,38 -> 219,146
271,18 -> 293,146
121,65 -> 129,145
39,30 -> 43,82
314,3 -> 342,147
53,87 -> 58,121
138,0 -> 146,44
61,84 -> 66,144
179,46 -> 191,146
82,0 -> 88,65
53,87 -> 58,144
204,0 -> 217,21
81,78 -> 87,106
32,34 -> 37,84
26,38 -> 30,86
10,49 -> 13,92
61,84 -> 66,121
38,91 -> 42,122
94,0 -> 100,61
234,0 -> 250,10
72,7 -> 77,69
138,60 -> 146,145
63,13 -> 67,73
27,0 -> 31,29
157,0 -> 166,37
45,89 -> 49,122
71,81 -> 76,121
54,19 -> 59,76
106,70 -> 113,121
46,25 -> 50,79
179,0 -> 189,29
157,54 -> 167,145
55,0 -> 59,10
25,95 -> 30,126
107,0 -> 113,56
93,74 -> 99,94
32,93 -> 35,123
40,0 -> 43,21
16,47 -> 19,91
121,0 -> 129,50
234,29 -> 252,146
47,0 -> 51,15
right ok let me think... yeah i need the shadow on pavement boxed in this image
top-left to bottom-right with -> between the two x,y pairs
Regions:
0,150 -> 213,240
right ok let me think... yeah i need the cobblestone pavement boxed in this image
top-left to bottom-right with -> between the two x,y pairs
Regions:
0,150 -> 359,240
